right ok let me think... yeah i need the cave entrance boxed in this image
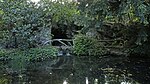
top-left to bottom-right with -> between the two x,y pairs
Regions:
51,28 -> 73,46
52,28 -> 68,39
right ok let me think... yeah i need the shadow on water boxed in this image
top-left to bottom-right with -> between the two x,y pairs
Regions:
0,55 -> 150,84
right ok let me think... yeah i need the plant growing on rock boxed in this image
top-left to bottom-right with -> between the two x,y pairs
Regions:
73,34 -> 106,56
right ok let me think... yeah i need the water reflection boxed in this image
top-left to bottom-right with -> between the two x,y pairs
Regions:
63,80 -> 68,84
94,78 -> 98,84
86,77 -> 88,84
0,56 -> 150,84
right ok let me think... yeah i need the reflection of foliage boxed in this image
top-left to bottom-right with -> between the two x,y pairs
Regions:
73,34 -> 106,56
73,56 -> 140,84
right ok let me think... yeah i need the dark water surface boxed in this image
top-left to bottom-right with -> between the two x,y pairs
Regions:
0,56 -> 150,84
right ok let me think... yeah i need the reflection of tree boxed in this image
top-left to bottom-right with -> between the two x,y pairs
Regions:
25,57 -> 74,84
72,57 -> 105,84
0,56 -> 74,84
72,56 -> 139,84
123,58 -> 150,84
26,69 -> 73,84
1,56 -> 149,83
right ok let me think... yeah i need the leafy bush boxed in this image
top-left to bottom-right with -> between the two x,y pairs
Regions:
0,46 -> 58,61
0,46 -> 58,71
0,0 -> 52,49
73,34 -> 106,56
26,46 -> 58,61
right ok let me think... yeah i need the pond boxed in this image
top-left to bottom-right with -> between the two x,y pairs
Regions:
0,55 -> 150,84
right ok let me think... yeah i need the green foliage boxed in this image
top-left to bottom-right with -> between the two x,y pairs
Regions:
0,0 -> 149,56
42,1 -> 79,24
25,46 -> 58,61
0,46 -> 58,71
0,46 -> 58,61
0,0 -> 80,49
75,0 -> 150,56
0,0 -> 52,48
0,77 -> 9,84
76,0 -> 150,28
73,34 -> 106,56
74,0 -> 109,32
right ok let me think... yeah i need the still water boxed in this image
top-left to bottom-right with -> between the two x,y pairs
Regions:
0,55 -> 150,84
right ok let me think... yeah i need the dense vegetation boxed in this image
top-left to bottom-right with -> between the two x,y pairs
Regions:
74,0 -> 150,56
0,1 -> 150,84
0,46 -> 57,61
0,0 -> 78,48
0,0 -> 150,57
73,34 -> 106,56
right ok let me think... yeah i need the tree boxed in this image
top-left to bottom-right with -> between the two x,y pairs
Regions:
0,0 -> 80,49
0,0 -> 52,49
75,0 -> 150,56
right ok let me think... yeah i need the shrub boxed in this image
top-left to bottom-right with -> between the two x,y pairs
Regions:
73,34 -> 106,56
0,46 -> 58,61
